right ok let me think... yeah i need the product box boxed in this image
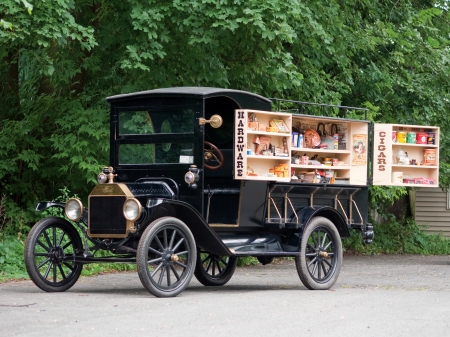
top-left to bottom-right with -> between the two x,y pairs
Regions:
413,178 -> 435,185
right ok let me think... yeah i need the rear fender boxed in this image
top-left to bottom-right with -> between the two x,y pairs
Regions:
295,206 -> 350,238
285,206 -> 349,252
143,199 -> 231,257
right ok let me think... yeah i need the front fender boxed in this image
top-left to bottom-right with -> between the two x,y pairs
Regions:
35,202 -> 65,211
142,199 -> 232,257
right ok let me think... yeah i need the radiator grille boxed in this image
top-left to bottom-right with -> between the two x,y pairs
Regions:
89,196 -> 127,235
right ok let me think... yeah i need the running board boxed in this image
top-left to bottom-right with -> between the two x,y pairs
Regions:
62,256 -> 136,264
230,251 -> 300,257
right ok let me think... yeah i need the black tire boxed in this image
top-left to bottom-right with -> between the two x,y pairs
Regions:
137,217 -> 196,297
295,216 -> 342,290
194,249 -> 237,286
24,217 -> 83,292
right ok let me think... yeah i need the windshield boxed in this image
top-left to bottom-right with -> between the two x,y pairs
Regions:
118,109 -> 195,165
119,110 -> 193,135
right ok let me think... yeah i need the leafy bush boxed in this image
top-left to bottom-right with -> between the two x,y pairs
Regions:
0,235 -> 28,281
343,218 -> 450,255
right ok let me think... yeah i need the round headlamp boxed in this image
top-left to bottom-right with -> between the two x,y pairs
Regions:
65,198 -> 83,221
184,172 -> 195,184
123,198 -> 142,221
97,172 -> 108,184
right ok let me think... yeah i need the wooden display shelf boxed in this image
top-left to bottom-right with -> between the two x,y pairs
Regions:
291,164 -> 350,170
247,155 -> 290,160
235,109 -> 292,182
392,143 -> 438,148
373,123 -> 439,186
235,111 -> 439,187
244,176 -> 290,182
391,164 -> 438,169
248,130 -> 290,137
291,148 -> 350,154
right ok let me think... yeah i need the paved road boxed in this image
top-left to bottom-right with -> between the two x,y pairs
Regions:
0,254 -> 449,337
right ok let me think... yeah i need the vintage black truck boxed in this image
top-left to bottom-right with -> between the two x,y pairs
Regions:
24,87 -> 440,297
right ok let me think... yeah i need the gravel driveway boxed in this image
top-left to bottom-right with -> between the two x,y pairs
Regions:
0,254 -> 449,337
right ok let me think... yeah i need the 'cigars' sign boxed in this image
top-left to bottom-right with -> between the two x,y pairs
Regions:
235,110 -> 245,178
376,131 -> 387,171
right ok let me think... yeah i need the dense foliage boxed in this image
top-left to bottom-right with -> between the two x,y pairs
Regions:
1,1 -> 449,278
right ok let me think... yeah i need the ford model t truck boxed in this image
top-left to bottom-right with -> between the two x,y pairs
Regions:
24,87 -> 439,297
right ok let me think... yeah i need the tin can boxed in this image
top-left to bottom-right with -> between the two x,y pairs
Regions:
333,134 -> 339,150
416,132 -> 428,144
427,132 -> 435,145
423,149 -> 436,165
406,132 -> 416,144
397,131 -> 407,143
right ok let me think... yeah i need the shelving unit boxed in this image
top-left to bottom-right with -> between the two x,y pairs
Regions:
234,111 -> 439,187
373,124 -> 439,186
234,109 -> 292,181
290,115 -> 369,185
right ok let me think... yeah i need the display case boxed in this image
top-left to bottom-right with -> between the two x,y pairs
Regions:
290,115 -> 370,186
234,110 -> 439,187
234,109 -> 292,181
373,124 -> 439,186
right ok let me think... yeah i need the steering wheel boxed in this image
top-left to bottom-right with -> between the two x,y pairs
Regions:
204,141 -> 224,170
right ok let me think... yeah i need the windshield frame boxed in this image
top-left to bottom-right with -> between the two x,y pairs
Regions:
110,97 -> 203,169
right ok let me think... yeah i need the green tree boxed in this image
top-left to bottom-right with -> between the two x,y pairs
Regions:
0,0 -> 449,230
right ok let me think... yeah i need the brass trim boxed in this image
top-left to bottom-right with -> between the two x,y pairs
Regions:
350,199 -> 364,224
87,183 -> 137,238
198,114 -> 223,128
268,195 -> 282,224
335,198 -> 348,223
286,197 -> 298,224
210,223 -> 239,227
319,251 -> 329,258
349,189 -> 360,224
309,187 -> 320,209
267,185 -> 277,223
334,189 -> 343,209
284,186 -> 294,224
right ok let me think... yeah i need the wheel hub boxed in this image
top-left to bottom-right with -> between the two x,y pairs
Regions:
162,249 -> 175,265
319,251 -> 329,258
50,247 -> 64,263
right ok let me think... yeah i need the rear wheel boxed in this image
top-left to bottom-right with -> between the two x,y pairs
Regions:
295,216 -> 342,290
24,217 -> 83,292
194,249 -> 237,286
137,217 -> 196,297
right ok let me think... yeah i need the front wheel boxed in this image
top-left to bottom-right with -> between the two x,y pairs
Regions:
137,217 -> 196,297
194,249 -> 237,286
295,216 -> 342,290
24,217 -> 83,292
